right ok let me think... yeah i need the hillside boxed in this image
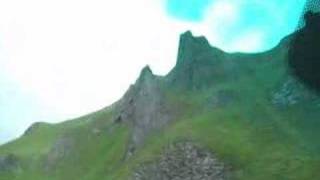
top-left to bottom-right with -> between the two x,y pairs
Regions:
0,28 -> 320,180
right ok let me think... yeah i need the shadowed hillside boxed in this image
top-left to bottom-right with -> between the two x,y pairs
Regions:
289,11 -> 320,92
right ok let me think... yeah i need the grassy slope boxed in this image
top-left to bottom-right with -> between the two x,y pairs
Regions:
1,38 -> 320,180
109,43 -> 320,179
0,108 -> 130,180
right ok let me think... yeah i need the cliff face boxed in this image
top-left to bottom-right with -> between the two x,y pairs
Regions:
113,32 -> 231,155
113,31 -> 263,156
113,66 -> 175,157
168,31 -> 227,90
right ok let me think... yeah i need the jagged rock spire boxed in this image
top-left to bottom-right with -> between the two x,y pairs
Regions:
176,31 -> 212,67
138,65 -> 153,79
168,31 -> 226,90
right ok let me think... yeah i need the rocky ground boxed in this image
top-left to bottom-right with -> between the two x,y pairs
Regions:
133,141 -> 229,180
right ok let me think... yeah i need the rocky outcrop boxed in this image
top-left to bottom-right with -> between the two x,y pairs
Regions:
112,32 -> 228,159
114,66 -> 176,157
167,31 -> 228,90
0,154 -> 20,173
132,141 -> 229,180
113,32 -> 241,157
272,77 -> 319,108
45,136 -> 74,170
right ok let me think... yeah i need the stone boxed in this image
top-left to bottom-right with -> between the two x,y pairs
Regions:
167,31 -> 227,90
272,77 -> 318,108
132,141 -> 230,180
113,65 -> 176,158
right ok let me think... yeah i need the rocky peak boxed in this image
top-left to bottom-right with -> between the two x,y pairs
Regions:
114,65 -> 175,157
140,65 -> 153,77
136,65 -> 154,86
113,31 -> 227,156
176,31 -> 212,67
168,31 -> 227,90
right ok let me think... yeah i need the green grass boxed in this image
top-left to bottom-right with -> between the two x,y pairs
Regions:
109,102 -> 320,180
0,108 -> 130,180
106,47 -> 320,179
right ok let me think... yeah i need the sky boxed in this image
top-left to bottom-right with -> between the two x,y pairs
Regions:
0,0 -> 306,144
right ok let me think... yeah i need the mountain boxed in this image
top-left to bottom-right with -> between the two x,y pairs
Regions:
1,27 -> 320,179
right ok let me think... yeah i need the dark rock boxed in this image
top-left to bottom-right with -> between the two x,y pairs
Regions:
297,1 -> 320,29
114,115 -> 122,123
132,141 -> 230,180
167,31 -> 228,90
0,154 -> 20,173
289,11 -> 320,92
176,31 -> 212,67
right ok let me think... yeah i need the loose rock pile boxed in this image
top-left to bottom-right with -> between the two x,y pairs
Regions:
133,141 -> 229,180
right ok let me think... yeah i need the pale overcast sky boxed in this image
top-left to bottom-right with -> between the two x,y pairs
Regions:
0,0 -> 305,144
